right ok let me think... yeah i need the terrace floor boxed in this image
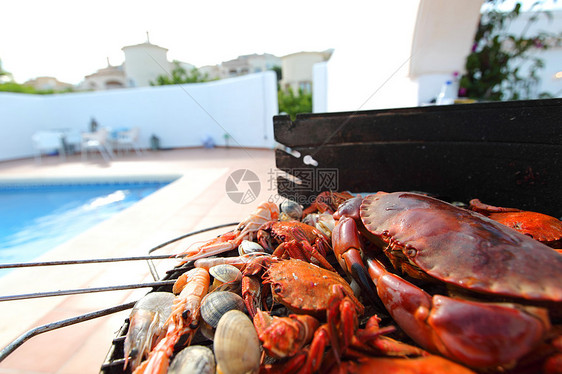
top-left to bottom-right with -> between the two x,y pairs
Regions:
0,147 -> 277,374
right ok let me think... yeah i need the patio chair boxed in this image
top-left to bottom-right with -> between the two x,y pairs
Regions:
31,131 -> 65,163
81,127 -> 114,162
62,129 -> 82,154
115,127 -> 142,156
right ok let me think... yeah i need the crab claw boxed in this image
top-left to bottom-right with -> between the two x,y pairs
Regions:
366,258 -> 551,369
302,284 -> 360,373
241,255 -> 272,318
253,310 -> 320,359
332,216 -> 379,306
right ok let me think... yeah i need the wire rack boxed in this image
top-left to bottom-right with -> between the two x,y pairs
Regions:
0,222 -> 238,371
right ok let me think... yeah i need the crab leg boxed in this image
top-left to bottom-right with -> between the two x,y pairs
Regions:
241,255 -> 272,318
273,239 -> 336,272
300,285 -> 360,373
303,286 -> 411,374
366,258 -> 551,369
331,216 -> 380,305
253,310 -> 320,359
328,356 -> 476,374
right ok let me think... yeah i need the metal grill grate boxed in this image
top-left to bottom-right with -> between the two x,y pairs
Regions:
0,223 -> 238,366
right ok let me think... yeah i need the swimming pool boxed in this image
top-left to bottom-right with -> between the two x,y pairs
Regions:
0,180 -> 173,271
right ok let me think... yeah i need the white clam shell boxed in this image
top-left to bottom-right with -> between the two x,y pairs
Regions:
168,345 -> 215,374
280,200 -> 303,221
209,264 -> 243,292
238,240 -> 264,256
316,212 -> 335,238
214,310 -> 260,374
200,291 -> 246,328
209,264 -> 242,284
199,319 -> 215,341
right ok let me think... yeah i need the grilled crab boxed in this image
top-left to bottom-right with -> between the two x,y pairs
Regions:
257,220 -> 335,271
469,198 -> 562,249
242,257 -> 365,370
242,257 -> 432,373
332,191 -> 562,369
242,257 -> 364,318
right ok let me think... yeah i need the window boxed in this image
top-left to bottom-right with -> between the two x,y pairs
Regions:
298,81 -> 312,92
105,80 -> 124,89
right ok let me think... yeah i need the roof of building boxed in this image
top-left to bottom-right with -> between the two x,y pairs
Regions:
121,41 -> 168,51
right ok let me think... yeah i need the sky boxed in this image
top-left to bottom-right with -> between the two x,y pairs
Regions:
0,0 -> 409,85
2,0 -> 561,85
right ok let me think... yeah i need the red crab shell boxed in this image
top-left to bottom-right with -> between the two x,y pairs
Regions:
359,192 -> 562,303
469,198 -> 562,249
263,259 -> 364,317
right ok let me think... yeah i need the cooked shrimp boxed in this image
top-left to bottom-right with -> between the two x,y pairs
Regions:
178,201 -> 279,261
124,292 -> 175,371
133,267 -> 210,374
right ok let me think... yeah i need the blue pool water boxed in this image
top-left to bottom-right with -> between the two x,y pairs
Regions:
0,181 -> 171,270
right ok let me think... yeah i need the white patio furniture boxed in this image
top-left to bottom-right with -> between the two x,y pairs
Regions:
115,127 -> 142,156
62,129 -> 82,154
31,131 -> 65,163
81,127 -> 114,162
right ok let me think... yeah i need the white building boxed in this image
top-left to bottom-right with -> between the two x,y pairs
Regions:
199,64 -> 222,80
80,39 -> 194,90
220,53 -> 281,79
280,50 -> 333,93
79,63 -> 127,91
122,41 -> 172,87
23,76 -> 74,91
177,61 -> 196,74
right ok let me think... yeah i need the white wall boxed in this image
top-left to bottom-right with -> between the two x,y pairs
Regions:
0,72 -> 278,161
311,1 -> 483,111
312,61 -> 328,113
320,2 -> 421,112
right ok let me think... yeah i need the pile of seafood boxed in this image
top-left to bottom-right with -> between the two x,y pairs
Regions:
122,191 -> 562,374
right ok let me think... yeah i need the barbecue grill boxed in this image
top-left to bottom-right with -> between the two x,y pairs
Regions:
0,98 -> 560,373
274,98 -> 561,217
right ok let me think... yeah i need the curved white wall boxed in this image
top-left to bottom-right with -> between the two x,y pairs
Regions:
0,72 -> 278,161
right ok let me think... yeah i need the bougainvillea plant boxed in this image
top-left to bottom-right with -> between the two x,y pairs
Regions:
459,0 -> 561,101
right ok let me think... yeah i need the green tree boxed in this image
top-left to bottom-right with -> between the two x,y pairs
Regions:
0,59 -> 8,78
270,66 -> 282,84
459,0 -> 562,101
0,59 -> 14,82
0,59 -> 74,94
151,61 -> 212,85
0,82 -> 72,94
278,87 -> 312,121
